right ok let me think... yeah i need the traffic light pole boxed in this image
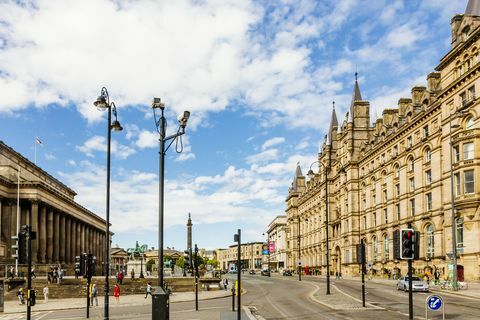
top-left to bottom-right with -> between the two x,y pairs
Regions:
408,258 -> 413,320
360,239 -> 366,308
86,253 -> 92,319
26,226 -> 32,320
194,244 -> 199,311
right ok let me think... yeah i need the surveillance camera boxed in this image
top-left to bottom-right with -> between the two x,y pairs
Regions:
178,110 -> 191,127
152,97 -> 165,109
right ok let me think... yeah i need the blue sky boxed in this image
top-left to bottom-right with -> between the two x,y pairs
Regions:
0,0 -> 467,251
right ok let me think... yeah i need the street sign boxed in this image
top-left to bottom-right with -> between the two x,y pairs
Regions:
425,294 -> 445,320
262,249 -> 268,255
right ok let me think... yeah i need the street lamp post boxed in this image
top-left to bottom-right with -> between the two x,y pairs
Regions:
307,161 -> 331,295
262,233 -> 271,277
93,87 -> 123,320
297,216 -> 301,281
152,98 -> 190,288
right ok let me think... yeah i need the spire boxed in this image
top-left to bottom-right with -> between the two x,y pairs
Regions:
292,162 -> 303,192
327,101 -> 338,145
466,0 -> 480,16
348,73 -> 362,123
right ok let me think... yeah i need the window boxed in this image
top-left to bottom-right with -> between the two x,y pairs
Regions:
383,190 -> 387,202
381,154 -> 385,164
454,145 -> 460,163
460,91 -> 467,106
454,173 -> 461,196
466,117 -> 475,129
456,217 -> 464,254
363,216 -> 367,229
464,170 -> 475,194
468,85 -> 476,100
426,224 -> 434,259
409,199 -> 415,215
426,170 -> 432,185
426,193 -> 432,211
407,136 -> 412,147
409,177 -> 415,191
463,142 -> 474,160
373,212 -> 377,226
393,145 -> 398,156
408,158 -> 414,172
373,237 -> 378,262
425,148 -> 431,162
423,125 -> 429,138
396,204 -> 401,220
394,165 -> 400,178
395,184 -> 400,197
384,235 -> 390,260
372,194 -> 376,206
384,208 -> 388,224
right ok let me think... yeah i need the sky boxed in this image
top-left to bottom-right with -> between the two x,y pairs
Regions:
0,0 -> 468,252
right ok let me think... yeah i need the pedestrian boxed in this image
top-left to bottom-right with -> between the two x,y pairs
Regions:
145,282 -> 152,299
91,284 -> 98,306
31,265 -> 36,278
16,288 -> 25,305
118,271 -> 124,284
43,286 -> 49,303
131,269 -> 135,280
224,278 -> 229,290
114,284 -> 121,303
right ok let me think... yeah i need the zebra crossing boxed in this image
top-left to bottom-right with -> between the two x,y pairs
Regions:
0,311 -> 52,319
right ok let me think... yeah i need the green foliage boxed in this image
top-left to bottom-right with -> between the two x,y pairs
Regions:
176,256 -> 185,268
146,259 -> 155,272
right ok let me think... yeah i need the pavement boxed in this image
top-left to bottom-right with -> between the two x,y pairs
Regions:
4,290 -> 233,314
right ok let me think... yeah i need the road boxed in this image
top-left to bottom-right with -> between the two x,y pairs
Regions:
3,275 -> 479,319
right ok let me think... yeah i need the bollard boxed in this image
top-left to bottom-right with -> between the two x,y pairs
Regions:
231,288 -> 235,311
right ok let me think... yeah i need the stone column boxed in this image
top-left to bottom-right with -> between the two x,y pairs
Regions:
47,207 -> 54,263
76,222 -> 82,255
65,217 -> 71,263
80,223 -> 85,254
40,204 -> 47,263
72,220 -> 77,258
54,210 -> 60,262
0,198 -> 2,243
60,214 -> 66,262
86,227 -> 90,253
30,200 -> 39,262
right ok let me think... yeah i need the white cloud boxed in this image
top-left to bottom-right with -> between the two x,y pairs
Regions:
136,130 -> 158,149
261,137 -> 285,150
76,136 -> 136,159
44,153 -> 56,160
246,149 -> 278,165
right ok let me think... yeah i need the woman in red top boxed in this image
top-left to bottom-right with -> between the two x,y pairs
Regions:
113,284 -> 120,303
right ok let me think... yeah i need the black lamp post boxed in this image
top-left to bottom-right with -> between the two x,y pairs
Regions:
93,87 -> 123,320
307,161 -> 331,295
152,98 -> 190,288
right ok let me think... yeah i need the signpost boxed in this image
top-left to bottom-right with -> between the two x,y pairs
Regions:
425,295 -> 444,320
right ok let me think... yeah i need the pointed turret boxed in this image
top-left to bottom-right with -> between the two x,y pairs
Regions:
348,72 -> 363,124
292,162 -> 303,192
466,0 -> 480,16
327,102 -> 338,145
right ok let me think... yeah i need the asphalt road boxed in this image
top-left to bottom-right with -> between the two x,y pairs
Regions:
4,275 -> 479,320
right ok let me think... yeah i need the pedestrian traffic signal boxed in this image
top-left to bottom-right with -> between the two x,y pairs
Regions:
27,289 -> 36,306
75,254 -> 86,276
86,253 -> 96,280
401,229 -> 414,259
184,250 -> 191,269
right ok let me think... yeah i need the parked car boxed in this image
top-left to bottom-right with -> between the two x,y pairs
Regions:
261,269 -> 270,276
396,276 -> 429,292
249,270 -> 256,275
282,270 -> 292,276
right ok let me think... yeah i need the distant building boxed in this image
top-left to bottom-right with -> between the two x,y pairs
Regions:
0,140 -> 107,272
217,242 -> 264,271
285,1 -> 480,281
111,246 -> 128,273
144,248 -> 182,275
267,215 -> 288,271
199,249 -> 216,261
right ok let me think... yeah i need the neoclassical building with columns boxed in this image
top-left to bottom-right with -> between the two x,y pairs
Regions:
0,140 -> 107,272
285,2 -> 480,281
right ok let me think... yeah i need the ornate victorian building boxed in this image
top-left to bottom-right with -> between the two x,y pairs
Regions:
285,2 -> 480,281
0,140 -> 107,271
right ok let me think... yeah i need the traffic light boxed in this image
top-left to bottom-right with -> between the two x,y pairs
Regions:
86,253 -> 96,280
27,289 -> 36,306
75,254 -> 86,276
401,229 -> 414,259
16,230 -> 27,264
184,250 -> 191,269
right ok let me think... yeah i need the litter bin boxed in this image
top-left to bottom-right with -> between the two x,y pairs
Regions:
151,286 -> 169,320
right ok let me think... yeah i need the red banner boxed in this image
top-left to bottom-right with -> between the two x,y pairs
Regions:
268,241 -> 275,253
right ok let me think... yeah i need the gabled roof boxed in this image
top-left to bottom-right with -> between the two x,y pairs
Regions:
466,0 -> 480,16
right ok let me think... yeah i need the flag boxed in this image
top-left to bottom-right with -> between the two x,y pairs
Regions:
35,137 -> 43,146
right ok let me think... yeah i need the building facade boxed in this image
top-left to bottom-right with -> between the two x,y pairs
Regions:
217,242 -> 264,271
266,215 -> 288,271
0,140 -> 107,272
285,2 -> 480,281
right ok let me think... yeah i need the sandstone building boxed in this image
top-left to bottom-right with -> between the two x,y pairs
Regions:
285,1 -> 480,281
217,242 -> 264,271
0,140 -> 107,272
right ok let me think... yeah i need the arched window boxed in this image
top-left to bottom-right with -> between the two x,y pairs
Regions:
456,218 -> 464,254
394,164 -> 400,178
408,157 -> 415,172
424,148 -> 431,163
372,236 -> 378,262
466,116 -> 475,129
383,234 -> 390,261
426,224 -> 434,259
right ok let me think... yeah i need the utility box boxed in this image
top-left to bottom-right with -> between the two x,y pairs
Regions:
151,286 -> 169,320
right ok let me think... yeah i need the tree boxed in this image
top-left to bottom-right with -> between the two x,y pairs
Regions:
176,256 -> 185,269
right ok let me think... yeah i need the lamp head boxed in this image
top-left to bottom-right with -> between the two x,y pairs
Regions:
307,169 -> 315,180
111,120 -> 123,132
94,95 -> 108,110
152,97 -> 165,110
178,110 -> 191,128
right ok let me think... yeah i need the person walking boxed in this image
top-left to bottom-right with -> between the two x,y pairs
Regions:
118,271 -> 124,284
145,282 -> 152,298
16,288 -> 25,305
43,286 -> 49,303
31,265 -> 36,279
91,284 -> 98,306
130,269 -> 135,280
113,284 -> 121,303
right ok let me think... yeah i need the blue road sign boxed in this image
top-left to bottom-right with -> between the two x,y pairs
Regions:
427,295 -> 443,311
262,249 -> 268,255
